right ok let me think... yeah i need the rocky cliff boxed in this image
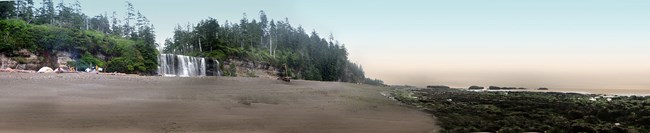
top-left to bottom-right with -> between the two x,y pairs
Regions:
0,49 -> 41,70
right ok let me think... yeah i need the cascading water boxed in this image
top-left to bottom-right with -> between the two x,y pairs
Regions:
158,54 -> 220,77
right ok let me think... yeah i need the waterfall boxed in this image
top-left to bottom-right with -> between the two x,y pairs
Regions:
158,54 -> 220,77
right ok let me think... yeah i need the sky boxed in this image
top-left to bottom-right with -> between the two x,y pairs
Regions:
74,0 -> 650,89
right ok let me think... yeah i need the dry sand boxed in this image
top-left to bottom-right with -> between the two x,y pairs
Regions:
0,73 -> 438,133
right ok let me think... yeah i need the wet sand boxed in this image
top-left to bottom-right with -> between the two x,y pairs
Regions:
538,88 -> 650,96
0,73 -> 438,133
484,88 -> 650,96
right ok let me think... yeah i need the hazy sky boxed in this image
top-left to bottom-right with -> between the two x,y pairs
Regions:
76,0 -> 650,89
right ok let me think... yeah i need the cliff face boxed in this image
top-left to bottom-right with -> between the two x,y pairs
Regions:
0,49 -> 83,71
0,55 -> 17,69
0,49 -> 41,70
222,59 -> 279,79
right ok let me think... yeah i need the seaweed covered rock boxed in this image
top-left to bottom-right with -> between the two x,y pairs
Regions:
468,86 -> 484,90
427,85 -> 450,89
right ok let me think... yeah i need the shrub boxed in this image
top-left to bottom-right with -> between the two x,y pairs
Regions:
73,52 -> 105,69
227,63 -> 237,76
106,57 -> 134,73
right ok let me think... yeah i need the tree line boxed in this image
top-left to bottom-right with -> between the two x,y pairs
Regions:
0,0 -> 158,74
163,11 -> 383,84
2,1 -> 385,84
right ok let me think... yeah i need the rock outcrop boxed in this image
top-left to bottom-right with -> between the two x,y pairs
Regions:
223,59 -> 278,78
0,55 -> 18,69
488,86 -> 501,90
487,86 -> 528,90
427,85 -> 451,89
56,51 -> 75,67
1,49 -> 42,70
468,86 -> 484,90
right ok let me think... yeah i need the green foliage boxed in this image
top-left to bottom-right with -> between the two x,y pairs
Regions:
246,70 -> 257,77
1,2 -> 158,74
106,57 -> 134,73
362,78 -> 385,86
72,52 -> 105,69
224,63 -> 237,77
0,1 -> 15,19
0,19 -> 35,52
0,19 -> 157,74
392,88 -> 650,133
134,40 -> 159,74
205,50 -> 227,61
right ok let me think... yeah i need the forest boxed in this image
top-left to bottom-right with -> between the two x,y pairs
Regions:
0,0 -> 158,74
391,87 -> 650,133
1,1 -> 382,84
162,11 -> 381,84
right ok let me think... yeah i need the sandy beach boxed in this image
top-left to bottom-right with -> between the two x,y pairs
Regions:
0,73 -> 438,133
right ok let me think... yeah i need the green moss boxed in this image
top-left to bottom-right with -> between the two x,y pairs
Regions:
11,57 -> 27,64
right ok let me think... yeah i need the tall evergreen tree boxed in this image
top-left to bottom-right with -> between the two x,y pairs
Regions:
15,0 -> 35,23
0,1 -> 15,20
123,1 -> 135,38
110,11 -> 122,36
34,0 -> 55,24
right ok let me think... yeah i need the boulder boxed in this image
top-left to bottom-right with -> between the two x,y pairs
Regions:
37,67 -> 54,73
15,64 -> 26,70
488,86 -> 501,90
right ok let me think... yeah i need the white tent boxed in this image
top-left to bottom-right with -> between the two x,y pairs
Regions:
37,67 -> 54,73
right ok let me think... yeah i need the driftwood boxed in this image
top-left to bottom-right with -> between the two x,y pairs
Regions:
278,77 -> 291,82
99,72 -> 127,76
0,68 -> 36,73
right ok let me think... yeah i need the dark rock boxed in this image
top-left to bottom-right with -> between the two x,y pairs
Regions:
538,88 -> 549,90
488,86 -> 501,90
205,59 -> 221,76
468,86 -> 484,90
427,85 -> 450,89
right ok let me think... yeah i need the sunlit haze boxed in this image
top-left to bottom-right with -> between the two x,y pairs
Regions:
77,0 -> 650,89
